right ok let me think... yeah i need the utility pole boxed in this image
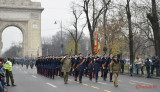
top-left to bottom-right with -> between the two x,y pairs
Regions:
60,21 -> 63,56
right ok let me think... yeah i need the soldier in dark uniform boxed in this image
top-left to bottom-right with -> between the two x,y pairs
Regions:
93,55 -> 101,82
57,56 -> 63,77
70,56 -> 75,76
102,54 -> 108,81
48,56 -> 52,78
51,56 -> 57,79
35,57 -> 40,74
74,55 -> 78,81
86,54 -> 93,81
108,54 -> 113,82
76,53 -> 86,83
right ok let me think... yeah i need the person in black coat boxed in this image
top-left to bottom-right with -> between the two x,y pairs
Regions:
145,58 -> 151,78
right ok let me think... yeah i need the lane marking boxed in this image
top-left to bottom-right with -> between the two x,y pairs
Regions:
98,82 -> 107,85
128,82 -> 136,84
91,86 -> 100,90
82,83 -> 89,86
46,83 -> 57,88
32,75 -> 37,78
104,90 -> 111,92
74,81 -> 79,83
68,79 -> 72,81
130,80 -> 152,85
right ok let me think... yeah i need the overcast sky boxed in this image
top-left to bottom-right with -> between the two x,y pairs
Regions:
2,0 -> 89,53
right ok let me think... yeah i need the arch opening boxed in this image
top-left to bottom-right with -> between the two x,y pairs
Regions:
1,26 -> 23,57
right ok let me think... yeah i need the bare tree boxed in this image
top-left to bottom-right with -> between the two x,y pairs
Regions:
103,0 -> 111,49
66,4 -> 86,55
147,0 -> 160,58
83,0 -> 104,54
126,0 -> 134,74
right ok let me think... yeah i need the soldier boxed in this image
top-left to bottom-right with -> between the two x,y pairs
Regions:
48,56 -> 53,78
70,55 -> 75,76
108,54 -> 113,82
102,54 -> 108,81
93,55 -> 101,82
110,55 -> 121,87
56,56 -> 63,77
61,54 -> 71,84
35,57 -> 40,74
4,58 -> 16,86
74,55 -> 78,81
86,54 -> 93,81
76,53 -> 86,83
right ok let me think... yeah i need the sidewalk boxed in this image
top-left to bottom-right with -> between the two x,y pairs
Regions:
120,70 -> 160,79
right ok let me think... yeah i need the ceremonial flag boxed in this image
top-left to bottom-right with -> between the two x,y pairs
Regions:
37,47 -> 39,57
94,33 -> 101,54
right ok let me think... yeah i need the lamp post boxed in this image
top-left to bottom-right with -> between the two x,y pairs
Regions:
55,21 -> 63,56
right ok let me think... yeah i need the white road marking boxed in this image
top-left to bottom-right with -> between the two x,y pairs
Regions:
98,82 -> 107,85
32,75 -> 37,78
130,80 -> 152,85
46,83 -> 57,88
24,71 -> 27,74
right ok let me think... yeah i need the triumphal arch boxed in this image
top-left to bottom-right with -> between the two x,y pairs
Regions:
0,0 -> 43,57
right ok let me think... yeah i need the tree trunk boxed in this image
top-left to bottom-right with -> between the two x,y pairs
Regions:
126,0 -> 134,75
147,0 -> 160,76
75,41 -> 78,55
90,32 -> 95,55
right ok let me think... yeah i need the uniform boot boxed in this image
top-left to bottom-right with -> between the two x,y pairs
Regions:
12,83 -> 16,86
7,83 -> 10,86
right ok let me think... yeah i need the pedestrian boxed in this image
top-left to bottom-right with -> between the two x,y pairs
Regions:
61,54 -> 71,84
145,58 -> 151,78
155,56 -> 160,76
120,59 -> 125,74
151,56 -> 156,76
110,55 -> 121,87
140,58 -> 144,75
4,58 -> 16,86
134,57 -> 139,75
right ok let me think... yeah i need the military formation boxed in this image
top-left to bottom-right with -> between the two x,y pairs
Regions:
35,53 -> 123,87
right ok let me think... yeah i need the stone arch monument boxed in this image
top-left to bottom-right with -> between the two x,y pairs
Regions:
0,0 -> 44,57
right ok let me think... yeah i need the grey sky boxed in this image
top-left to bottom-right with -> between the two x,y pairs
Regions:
2,0 -> 89,53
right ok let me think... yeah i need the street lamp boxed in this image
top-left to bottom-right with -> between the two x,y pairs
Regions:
55,21 -> 63,56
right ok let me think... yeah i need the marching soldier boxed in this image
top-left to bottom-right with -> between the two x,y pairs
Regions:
74,55 -> 78,81
110,55 -> 121,87
86,54 -> 93,81
61,54 -> 71,84
108,54 -> 113,82
93,55 -> 101,82
76,53 -> 86,83
102,54 -> 108,81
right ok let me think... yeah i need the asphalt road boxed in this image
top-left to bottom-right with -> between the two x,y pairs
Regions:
7,65 -> 160,92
